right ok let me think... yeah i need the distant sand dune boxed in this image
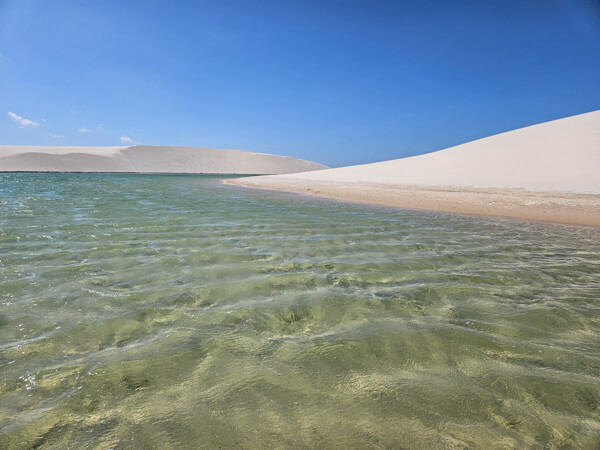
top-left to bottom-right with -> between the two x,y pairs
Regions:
229,111 -> 600,226
0,145 -> 327,174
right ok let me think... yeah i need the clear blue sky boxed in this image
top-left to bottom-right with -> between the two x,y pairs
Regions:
1,0 -> 599,167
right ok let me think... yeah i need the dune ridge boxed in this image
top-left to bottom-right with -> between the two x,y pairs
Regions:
229,111 -> 600,226
0,145 -> 327,174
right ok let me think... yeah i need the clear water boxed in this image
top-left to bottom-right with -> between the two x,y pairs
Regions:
1,173 -> 599,449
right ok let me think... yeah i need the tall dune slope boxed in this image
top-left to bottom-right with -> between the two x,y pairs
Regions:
0,145 -> 327,174
231,111 -> 600,226
244,110 -> 600,193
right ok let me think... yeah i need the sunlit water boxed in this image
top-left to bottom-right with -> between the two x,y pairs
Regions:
1,174 -> 599,449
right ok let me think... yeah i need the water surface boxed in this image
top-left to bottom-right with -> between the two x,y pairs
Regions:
1,174 -> 599,448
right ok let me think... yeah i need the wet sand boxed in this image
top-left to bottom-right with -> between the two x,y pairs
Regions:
228,179 -> 600,226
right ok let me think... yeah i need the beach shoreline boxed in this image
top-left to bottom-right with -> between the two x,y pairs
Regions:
227,111 -> 600,227
226,178 -> 600,227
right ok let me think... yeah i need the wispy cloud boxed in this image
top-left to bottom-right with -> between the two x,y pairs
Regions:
8,111 -> 39,127
49,133 -> 64,138
120,136 -> 142,145
78,126 -> 102,133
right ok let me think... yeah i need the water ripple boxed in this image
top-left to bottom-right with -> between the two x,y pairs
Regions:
0,173 -> 599,448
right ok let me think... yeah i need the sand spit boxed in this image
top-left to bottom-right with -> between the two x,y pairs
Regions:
229,111 -> 600,226
0,145 -> 327,174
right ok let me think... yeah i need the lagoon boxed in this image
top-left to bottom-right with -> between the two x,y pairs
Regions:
1,174 -> 599,448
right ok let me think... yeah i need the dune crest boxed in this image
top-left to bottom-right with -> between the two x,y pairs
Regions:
0,145 -> 327,174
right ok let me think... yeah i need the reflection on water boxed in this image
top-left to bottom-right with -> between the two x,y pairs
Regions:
0,173 -> 599,448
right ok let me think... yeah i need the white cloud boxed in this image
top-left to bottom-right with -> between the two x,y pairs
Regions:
120,136 -> 142,145
49,133 -> 64,138
8,111 -> 39,127
42,118 -> 47,124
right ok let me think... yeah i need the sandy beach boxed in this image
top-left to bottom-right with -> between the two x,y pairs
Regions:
229,111 -> 600,226
0,145 -> 327,174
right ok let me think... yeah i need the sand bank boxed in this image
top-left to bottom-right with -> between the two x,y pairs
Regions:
0,145 -> 327,174
229,111 -> 600,226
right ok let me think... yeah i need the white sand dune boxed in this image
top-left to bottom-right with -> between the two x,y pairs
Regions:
0,145 -> 327,174
230,111 -> 600,226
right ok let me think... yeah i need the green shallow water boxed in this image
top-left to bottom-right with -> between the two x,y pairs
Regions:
1,173 -> 599,449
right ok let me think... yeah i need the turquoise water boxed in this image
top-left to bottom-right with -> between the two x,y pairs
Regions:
1,173 -> 599,449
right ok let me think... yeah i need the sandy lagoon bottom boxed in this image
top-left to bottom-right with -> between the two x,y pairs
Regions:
1,174 -> 599,448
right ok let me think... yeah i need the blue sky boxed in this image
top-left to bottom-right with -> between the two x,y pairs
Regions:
1,0 -> 599,167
